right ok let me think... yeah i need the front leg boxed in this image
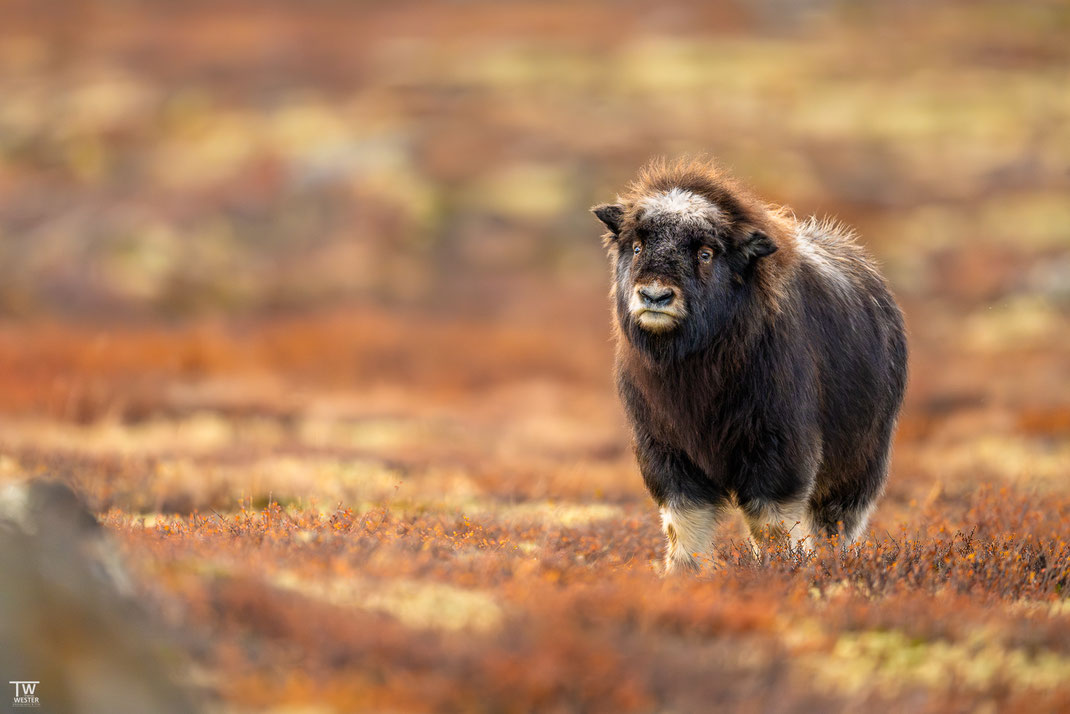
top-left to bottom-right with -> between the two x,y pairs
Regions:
635,436 -> 729,575
733,427 -> 820,556
660,500 -> 728,574
620,374 -> 729,574
743,499 -> 816,554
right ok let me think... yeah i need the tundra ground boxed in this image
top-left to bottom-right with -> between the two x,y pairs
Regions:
2,303 -> 1069,712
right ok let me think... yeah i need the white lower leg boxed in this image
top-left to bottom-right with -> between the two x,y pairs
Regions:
746,500 -> 816,553
842,502 -> 876,545
660,502 -> 723,574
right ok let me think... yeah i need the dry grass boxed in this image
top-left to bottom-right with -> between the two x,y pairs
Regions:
0,305 -> 1067,712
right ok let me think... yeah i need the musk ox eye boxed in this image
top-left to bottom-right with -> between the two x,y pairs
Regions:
633,243 -> 642,256
698,248 -> 713,263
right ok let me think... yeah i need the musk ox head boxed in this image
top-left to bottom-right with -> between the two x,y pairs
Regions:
592,162 -> 782,360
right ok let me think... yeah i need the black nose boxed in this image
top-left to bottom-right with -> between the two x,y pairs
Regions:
639,285 -> 675,307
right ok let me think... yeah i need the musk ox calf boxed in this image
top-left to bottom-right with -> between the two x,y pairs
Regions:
591,159 -> 907,573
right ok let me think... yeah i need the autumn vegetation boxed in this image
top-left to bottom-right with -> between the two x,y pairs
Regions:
1,1 -> 1068,712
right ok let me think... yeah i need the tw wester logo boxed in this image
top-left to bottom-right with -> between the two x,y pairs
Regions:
9,681 -> 39,708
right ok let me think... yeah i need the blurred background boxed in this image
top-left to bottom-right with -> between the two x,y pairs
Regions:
0,0 -> 1066,426
1,0 -> 1066,320
0,1 -> 1069,711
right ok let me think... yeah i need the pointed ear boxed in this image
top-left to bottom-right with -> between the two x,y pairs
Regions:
591,203 -> 624,237
741,230 -> 778,260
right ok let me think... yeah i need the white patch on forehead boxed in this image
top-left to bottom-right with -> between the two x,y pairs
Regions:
638,188 -> 719,224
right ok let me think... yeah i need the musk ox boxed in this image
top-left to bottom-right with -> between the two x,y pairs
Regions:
591,159 -> 908,573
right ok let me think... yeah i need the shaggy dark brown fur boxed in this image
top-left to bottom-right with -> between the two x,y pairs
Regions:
592,158 -> 908,573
